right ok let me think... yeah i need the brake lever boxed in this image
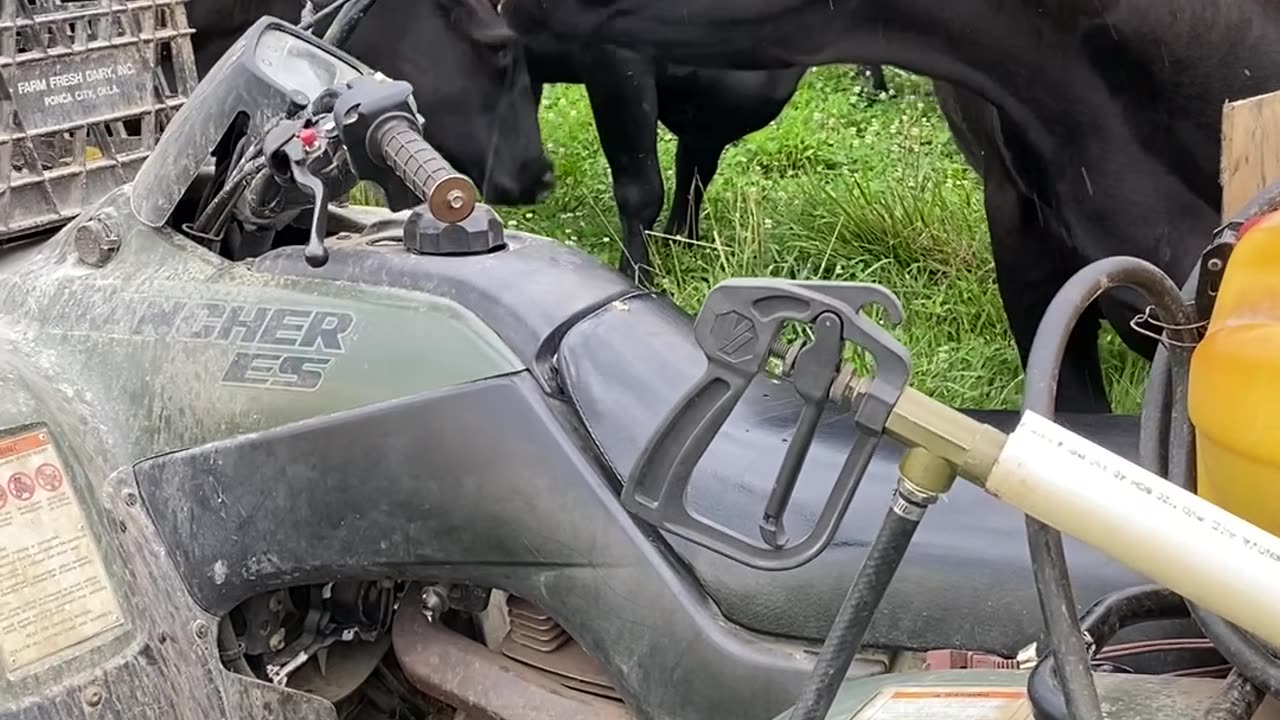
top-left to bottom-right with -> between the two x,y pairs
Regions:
282,132 -> 332,268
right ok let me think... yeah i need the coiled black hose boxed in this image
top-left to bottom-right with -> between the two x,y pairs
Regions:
1191,607 -> 1280,698
1027,586 -> 1190,719
787,490 -> 930,720
1021,256 -> 1196,720
1137,182 -> 1280,710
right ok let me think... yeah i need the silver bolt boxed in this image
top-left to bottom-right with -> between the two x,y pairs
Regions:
268,628 -> 287,652
73,217 -> 121,268
1207,257 -> 1225,272
123,491 -> 139,508
83,686 -> 104,708
447,189 -> 466,209
192,621 -> 209,640
421,585 -> 448,623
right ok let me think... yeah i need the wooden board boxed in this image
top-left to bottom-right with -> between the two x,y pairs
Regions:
1221,89 -> 1280,220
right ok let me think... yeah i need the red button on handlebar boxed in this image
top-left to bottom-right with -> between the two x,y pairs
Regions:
298,127 -> 319,150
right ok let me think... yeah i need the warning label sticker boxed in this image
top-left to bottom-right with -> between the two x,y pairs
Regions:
850,687 -> 1032,720
0,427 -> 123,673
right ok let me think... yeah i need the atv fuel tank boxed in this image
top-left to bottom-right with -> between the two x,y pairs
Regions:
0,188 -> 523,469
1190,209 -> 1280,536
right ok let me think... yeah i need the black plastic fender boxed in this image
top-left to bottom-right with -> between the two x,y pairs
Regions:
135,373 -> 868,720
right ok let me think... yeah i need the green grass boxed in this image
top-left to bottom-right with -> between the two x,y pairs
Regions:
482,67 -> 1148,411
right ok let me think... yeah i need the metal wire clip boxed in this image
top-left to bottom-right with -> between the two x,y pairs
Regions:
1129,304 -> 1206,348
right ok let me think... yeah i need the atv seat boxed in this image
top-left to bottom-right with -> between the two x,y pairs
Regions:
557,292 -> 1160,657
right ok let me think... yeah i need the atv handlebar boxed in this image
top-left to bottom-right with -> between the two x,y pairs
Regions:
372,117 -> 476,223
259,74 -> 492,267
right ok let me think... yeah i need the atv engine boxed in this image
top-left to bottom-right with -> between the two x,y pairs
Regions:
224,582 -> 441,718
223,581 -> 506,719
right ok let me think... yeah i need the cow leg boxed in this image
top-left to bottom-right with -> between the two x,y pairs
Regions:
936,82 -> 1109,412
986,185 -> 1110,413
580,49 -> 664,284
862,64 -> 888,94
663,137 -> 723,240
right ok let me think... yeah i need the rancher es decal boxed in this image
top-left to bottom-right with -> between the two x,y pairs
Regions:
65,296 -> 358,392
205,303 -> 357,392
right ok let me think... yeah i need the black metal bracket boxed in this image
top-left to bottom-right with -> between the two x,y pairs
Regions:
621,279 -> 911,571
1195,222 -> 1240,320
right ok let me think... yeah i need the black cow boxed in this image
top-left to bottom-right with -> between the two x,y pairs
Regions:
505,0 -> 1279,412
186,0 -> 554,206
520,49 -> 894,281
518,38 -> 808,279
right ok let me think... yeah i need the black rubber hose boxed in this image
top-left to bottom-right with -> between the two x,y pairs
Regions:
299,0 -> 360,32
1028,586 -> 1190,720
1078,586 -> 1189,643
1190,607 -> 1280,698
1135,188 -> 1280,702
1023,525 -> 1099,719
218,617 -> 253,677
788,491 -> 929,720
1202,669 -> 1265,720
322,0 -> 377,48
1022,256 -> 1195,720
190,157 -> 268,236
1137,346 -> 1172,475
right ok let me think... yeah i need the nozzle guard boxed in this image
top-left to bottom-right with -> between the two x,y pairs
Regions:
621,279 -> 911,570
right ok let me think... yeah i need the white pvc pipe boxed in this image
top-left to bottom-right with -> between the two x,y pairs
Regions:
987,411 -> 1280,648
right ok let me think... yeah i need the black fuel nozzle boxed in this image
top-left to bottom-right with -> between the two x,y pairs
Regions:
622,279 -> 911,571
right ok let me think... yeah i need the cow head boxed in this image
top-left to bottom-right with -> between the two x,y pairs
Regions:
189,0 -> 554,206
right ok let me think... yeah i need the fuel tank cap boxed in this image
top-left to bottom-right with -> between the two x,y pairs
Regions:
403,203 -> 506,256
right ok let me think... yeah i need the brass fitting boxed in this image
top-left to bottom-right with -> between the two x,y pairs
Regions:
898,447 -> 957,500
766,338 -> 1008,487
885,388 -> 1007,487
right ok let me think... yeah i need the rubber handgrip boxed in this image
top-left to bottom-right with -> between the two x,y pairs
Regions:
375,119 -> 477,223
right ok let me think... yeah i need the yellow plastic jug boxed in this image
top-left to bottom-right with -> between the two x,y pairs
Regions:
1190,210 -> 1280,536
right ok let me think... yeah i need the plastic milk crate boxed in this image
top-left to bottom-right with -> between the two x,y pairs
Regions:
0,0 -> 197,241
